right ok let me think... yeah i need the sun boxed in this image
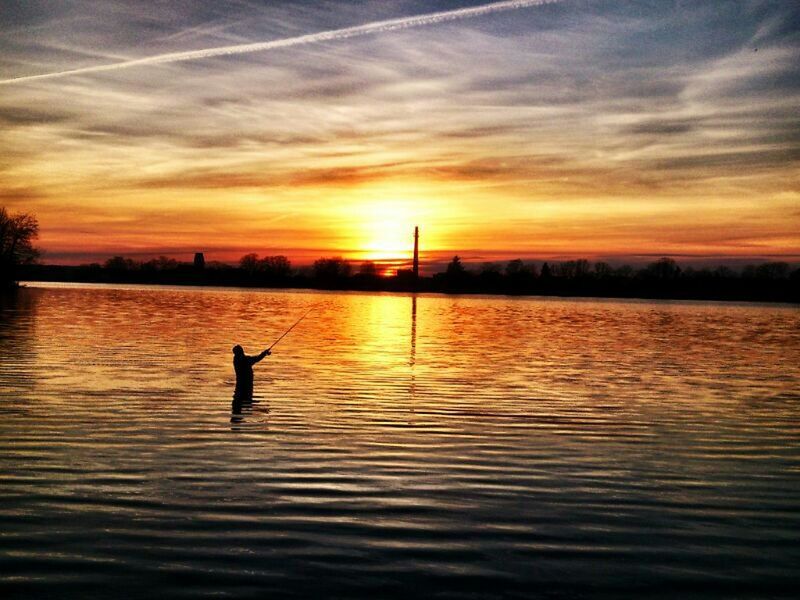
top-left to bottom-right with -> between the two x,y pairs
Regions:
358,200 -> 418,262
329,181 -> 450,269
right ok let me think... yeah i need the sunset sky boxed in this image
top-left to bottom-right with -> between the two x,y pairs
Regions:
1,0 -> 798,270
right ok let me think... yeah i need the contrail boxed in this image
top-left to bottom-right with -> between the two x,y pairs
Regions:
0,0 -> 558,86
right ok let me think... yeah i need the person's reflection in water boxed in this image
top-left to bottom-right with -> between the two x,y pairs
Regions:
231,393 -> 268,426
231,344 -> 270,422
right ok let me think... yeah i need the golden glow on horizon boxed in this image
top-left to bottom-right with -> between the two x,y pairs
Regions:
24,177 -> 800,266
322,182 -> 457,265
359,200 -> 417,261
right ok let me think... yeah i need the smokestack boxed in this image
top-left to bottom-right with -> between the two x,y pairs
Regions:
413,226 -> 419,279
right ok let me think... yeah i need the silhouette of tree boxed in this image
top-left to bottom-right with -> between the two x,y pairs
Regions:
359,261 -> 379,277
594,261 -> 613,279
643,257 -> 681,280
557,259 -> 592,279
259,255 -> 292,279
615,265 -> 634,278
478,262 -> 502,289
0,207 -> 39,286
540,262 -> 552,279
239,253 -> 259,275
713,266 -> 734,278
504,259 -> 535,292
142,256 -> 178,271
313,257 -> 351,285
237,254 -> 292,282
557,261 -> 575,278
438,255 -> 470,291
746,262 -> 790,280
505,259 -> 524,277
574,259 -> 591,278
446,255 -> 466,277
104,256 -> 137,271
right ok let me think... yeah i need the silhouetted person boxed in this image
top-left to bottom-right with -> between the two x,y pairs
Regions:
232,345 -> 270,412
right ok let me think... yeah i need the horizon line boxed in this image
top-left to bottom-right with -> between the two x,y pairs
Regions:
32,251 -> 800,268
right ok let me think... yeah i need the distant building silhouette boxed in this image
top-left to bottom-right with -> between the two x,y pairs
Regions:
194,252 -> 205,269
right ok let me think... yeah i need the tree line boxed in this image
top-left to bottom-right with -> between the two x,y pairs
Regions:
3,207 -> 798,301
18,251 -> 800,302
430,255 -> 798,301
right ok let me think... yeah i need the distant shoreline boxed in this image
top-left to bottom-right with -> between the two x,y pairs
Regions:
16,281 -> 800,310
15,262 -> 800,304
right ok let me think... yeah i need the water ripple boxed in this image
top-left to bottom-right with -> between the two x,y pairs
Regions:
1,283 -> 799,598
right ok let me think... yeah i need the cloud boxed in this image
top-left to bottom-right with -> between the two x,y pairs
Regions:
0,186 -> 45,202
0,0 -> 798,262
0,106 -> 73,126
623,120 -> 697,136
0,1 -> 559,85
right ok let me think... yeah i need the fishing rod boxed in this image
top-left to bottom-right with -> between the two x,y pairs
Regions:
267,308 -> 313,351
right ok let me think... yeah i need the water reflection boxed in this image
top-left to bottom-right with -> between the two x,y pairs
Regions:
410,294 -> 417,368
230,393 -> 269,427
409,295 -> 417,423
1,282 -> 799,598
0,288 -> 40,405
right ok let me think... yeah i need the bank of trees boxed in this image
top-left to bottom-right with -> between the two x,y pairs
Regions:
18,251 -> 799,302
430,256 -> 798,301
6,210 -> 796,303
1,207 -> 40,288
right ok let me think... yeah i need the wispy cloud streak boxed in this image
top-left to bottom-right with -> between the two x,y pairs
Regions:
0,0 -> 558,86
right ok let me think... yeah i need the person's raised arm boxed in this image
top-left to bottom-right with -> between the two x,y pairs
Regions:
248,348 -> 271,365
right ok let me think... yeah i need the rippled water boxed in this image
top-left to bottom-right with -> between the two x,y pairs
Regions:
1,282 -> 799,598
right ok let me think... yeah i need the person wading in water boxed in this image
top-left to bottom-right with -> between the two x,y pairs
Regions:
229,309 -> 311,421
232,345 -> 270,412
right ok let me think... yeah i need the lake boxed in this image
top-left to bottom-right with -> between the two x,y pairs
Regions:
1,282 -> 798,598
